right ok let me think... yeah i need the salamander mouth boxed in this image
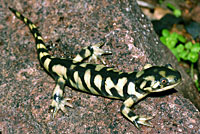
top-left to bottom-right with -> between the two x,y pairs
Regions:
152,81 -> 181,92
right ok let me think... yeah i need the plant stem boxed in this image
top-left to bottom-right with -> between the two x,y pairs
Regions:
191,63 -> 194,79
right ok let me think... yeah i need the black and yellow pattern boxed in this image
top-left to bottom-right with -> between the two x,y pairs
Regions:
9,7 -> 181,128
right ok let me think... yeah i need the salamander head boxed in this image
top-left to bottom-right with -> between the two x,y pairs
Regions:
136,64 -> 181,92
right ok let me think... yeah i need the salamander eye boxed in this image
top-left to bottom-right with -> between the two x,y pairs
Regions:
160,77 -> 168,85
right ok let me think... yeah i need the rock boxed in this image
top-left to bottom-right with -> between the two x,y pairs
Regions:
1,0 -> 200,133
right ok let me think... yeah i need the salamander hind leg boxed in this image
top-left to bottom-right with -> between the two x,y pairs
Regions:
73,42 -> 111,64
49,78 -> 73,118
121,96 -> 153,129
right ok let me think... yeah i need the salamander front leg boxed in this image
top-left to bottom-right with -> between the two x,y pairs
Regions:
121,96 -> 153,129
89,42 -> 112,64
49,77 -> 73,118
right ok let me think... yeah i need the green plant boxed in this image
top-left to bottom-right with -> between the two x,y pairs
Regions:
160,29 -> 200,91
160,29 -> 200,63
195,80 -> 200,91
159,0 -> 164,4
167,3 -> 182,17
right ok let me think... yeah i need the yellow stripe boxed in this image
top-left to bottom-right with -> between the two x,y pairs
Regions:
24,18 -> 28,23
73,54 -> 83,62
84,69 -> 99,95
34,33 -> 37,38
144,76 -> 155,81
37,43 -> 46,49
106,68 -> 113,71
105,77 -> 114,95
32,24 -> 37,29
123,97 -> 134,107
115,77 -> 127,96
127,82 -> 145,100
95,64 -> 105,71
70,65 -> 76,70
140,81 -> 147,89
16,12 -> 21,17
37,36 -> 43,41
79,63 -> 87,68
104,77 -> 127,97
136,71 -> 144,78
84,49 -> 91,57
159,71 -> 166,77
74,71 -> 87,92
39,52 -> 49,59
52,64 -> 67,77
94,74 -> 102,90
29,23 -> 33,30
43,58 -> 51,71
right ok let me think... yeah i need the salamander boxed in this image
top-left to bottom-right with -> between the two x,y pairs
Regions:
9,7 -> 181,128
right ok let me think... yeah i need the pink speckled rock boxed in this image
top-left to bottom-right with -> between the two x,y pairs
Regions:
1,0 -> 200,133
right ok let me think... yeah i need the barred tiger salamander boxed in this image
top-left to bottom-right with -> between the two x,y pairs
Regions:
9,7 -> 181,128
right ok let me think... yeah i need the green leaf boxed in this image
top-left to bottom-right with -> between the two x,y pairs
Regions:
194,80 -> 200,91
174,9 -> 182,17
167,3 -> 181,17
191,44 -> 200,53
178,35 -> 186,43
171,48 -> 180,61
167,3 -> 175,10
166,36 -> 177,48
179,50 -> 188,60
194,42 -> 200,46
187,52 -> 199,63
176,44 -> 184,53
162,29 -> 170,37
170,32 -> 178,39
159,0 -> 163,4
185,42 -> 193,50
160,36 -> 166,45
195,80 -> 199,87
